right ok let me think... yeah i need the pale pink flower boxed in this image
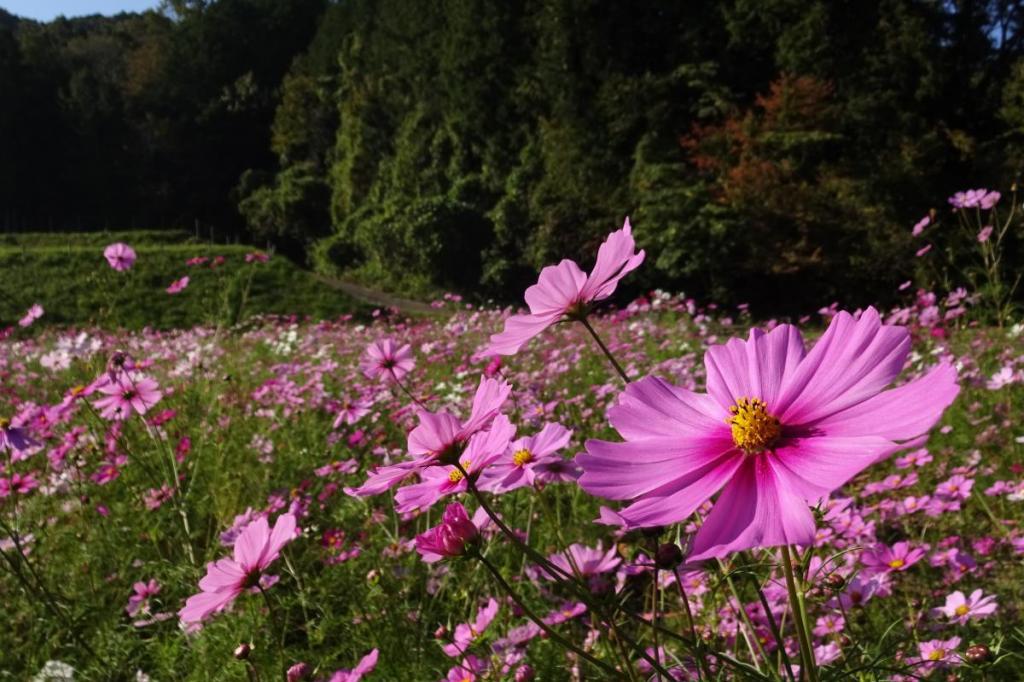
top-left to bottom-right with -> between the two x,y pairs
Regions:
360,338 -> 415,382
104,242 -> 137,271
327,649 -> 379,682
933,589 -> 997,625
483,219 -> 644,356
179,513 -> 298,624
166,276 -> 190,294
18,304 -> 43,328
93,374 -> 163,420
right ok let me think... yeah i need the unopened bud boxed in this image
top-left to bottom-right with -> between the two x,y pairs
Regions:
824,573 -> 845,590
286,662 -> 311,681
964,644 -> 991,664
655,543 -> 683,569
233,643 -> 252,660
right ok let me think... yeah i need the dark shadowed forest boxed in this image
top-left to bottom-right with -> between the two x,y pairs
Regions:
3,0 -> 1024,310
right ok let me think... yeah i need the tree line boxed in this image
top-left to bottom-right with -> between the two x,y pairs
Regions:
2,0 -> 1024,311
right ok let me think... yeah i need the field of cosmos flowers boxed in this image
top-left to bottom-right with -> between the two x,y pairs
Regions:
2,208 -> 1024,681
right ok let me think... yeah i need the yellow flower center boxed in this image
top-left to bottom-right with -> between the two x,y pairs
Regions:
448,459 -> 472,483
727,398 -> 781,452
0,417 -> 9,430
513,448 -> 533,467
955,605 -> 970,616
888,559 -> 905,569
928,649 -> 946,661
71,385 -> 86,396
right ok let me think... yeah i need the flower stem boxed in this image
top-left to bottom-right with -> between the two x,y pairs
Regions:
389,369 -> 428,410
781,546 -> 818,682
477,552 -> 619,676
579,316 -> 630,383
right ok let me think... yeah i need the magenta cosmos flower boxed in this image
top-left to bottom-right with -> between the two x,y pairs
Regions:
415,502 -> 481,562
0,417 -> 39,452
104,242 -> 137,271
483,219 -> 645,357
479,422 -> 573,493
933,589 -> 997,625
360,338 -> 415,382
93,374 -> 163,421
327,649 -> 379,682
577,307 -> 959,561
166,276 -> 189,294
179,513 -> 298,624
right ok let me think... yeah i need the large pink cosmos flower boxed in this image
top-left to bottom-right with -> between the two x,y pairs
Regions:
483,219 -> 644,357
360,338 -> 415,382
104,242 -> 137,271
179,513 -> 298,624
577,308 -> 959,562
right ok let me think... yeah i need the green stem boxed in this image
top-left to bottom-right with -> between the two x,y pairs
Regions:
781,546 -> 818,682
579,316 -> 630,383
477,553 -> 619,676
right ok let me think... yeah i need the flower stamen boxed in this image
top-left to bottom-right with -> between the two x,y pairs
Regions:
727,397 -> 781,452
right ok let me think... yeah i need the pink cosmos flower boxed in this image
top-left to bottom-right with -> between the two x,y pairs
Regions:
860,541 -> 926,575
933,589 -> 997,625
0,419 -> 39,452
0,472 -> 39,498
547,543 -> 621,580
126,579 -> 161,617
415,502 -> 480,562
18,304 -> 43,328
911,216 -> 930,236
915,244 -> 932,257
479,422 -> 572,493
166,276 -> 189,294
395,415 -> 515,513
93,374 -> 163,420
327,649 -> 379,682
577,307 -> 959,561
179,513 -> 298,624
913,637 -> 961,673
442,598 -> 499,657
245,252 -> 270,264
104,242 -> 137,271
407,376 -> 511,468
360,338 -> 415,382
977,225 -> 994,243
483,219 -> 644,356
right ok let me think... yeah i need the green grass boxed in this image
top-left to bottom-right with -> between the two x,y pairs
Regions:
0,233 -> 368,329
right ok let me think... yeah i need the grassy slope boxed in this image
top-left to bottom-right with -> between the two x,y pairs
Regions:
0,234 -> 368,329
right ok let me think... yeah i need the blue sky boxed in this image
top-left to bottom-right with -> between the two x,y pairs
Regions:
1,1 -> 160,21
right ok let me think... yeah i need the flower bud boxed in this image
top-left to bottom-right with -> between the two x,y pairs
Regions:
824,573 -> 845,590
655,543 -> 683,569
233,643 -> 252,660
514,664 -> 535,681
286,663 -> 311,681
964,644 -> 991,664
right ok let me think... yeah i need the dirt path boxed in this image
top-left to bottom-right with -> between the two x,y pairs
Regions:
314,274 -> 439,316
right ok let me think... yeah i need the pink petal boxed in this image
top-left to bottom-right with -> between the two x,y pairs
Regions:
771,436 -> 899,500
233,516 -> 270,569
805,362 -> 959,441
705,325 -> 806,410
261,513 -> 297,569
484,311 -> 562,356
179,587 -> 237,624
607,375 -> 725,440
613,452 -> 745,528
775,308 -> 910,424
689,456 -> 816,561
524,259 -> 587,315
578,218 -> 646,302
578,435 -> 737,501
